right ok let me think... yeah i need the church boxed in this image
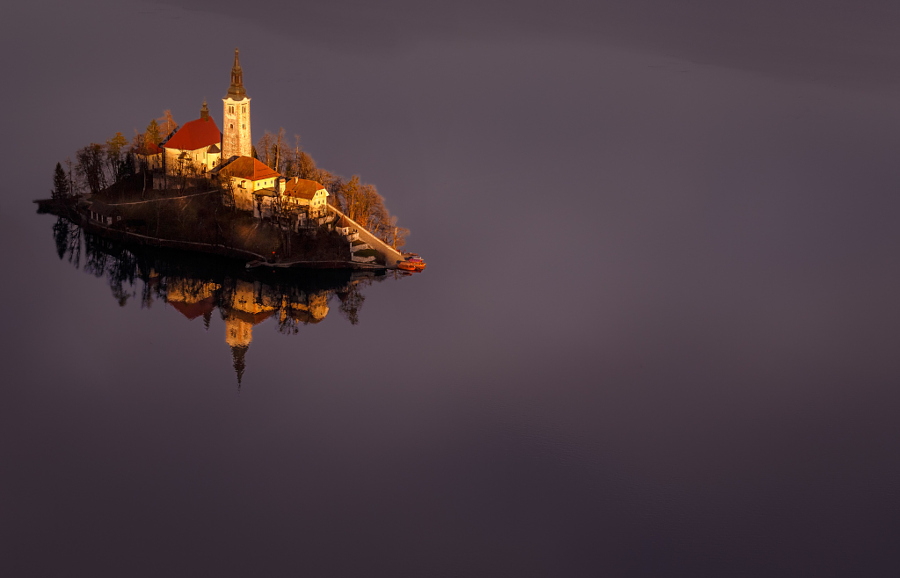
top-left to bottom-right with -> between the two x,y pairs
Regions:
162,48 -> 249,175
162,49 -> 332,221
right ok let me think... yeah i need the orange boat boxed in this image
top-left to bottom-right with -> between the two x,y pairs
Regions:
397,260 -> 417,271
407,257 -> 426,271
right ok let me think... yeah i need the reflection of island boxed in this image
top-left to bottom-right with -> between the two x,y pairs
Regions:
52,218 -> 387,386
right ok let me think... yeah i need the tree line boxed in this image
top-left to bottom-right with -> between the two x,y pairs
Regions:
53,110 -> 179,199
52,110 -> 410,250
255,128 -> 409,249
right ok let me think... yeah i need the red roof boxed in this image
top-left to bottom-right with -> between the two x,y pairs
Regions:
135,142 -> 162,156
220,156 -> 280,181
163,116 -> 221,151
283,177 -> 327,200
168,297 -> 216,320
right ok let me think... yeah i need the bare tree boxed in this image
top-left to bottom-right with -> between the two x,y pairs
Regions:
158,110 -> 177,141
64,157 -> 79,197
106,132 -> 127,183
76,143 -> 108,195
274,128 -> 287,174
256,131 -> 274,168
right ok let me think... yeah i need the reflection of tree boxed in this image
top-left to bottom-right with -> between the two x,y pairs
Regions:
52,218 -> 71,260
47,219 -> 391,384
338,283 -> 366,325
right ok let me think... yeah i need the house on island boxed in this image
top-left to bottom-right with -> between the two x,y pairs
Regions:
161,100 -> 222,175
134,141 -> 163,171
212,155 -> 281,214
280,177 -> 330,224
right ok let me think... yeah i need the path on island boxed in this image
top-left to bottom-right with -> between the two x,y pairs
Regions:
325,205 -> 404,268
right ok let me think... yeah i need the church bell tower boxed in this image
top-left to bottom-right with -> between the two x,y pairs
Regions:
222,48 -> 251,159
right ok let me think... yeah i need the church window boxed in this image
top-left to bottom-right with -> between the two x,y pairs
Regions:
229,106 -> 234,114
242,124 -> 245,129
230,124 -> 233,129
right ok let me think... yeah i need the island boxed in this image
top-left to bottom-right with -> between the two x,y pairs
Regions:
37,49 -> 424,273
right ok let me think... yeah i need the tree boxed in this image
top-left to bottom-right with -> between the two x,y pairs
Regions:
270,192 -> 299,257
52,162 -> 69,200
76,143 -> 108,194
297,150 -> 317,180
338,283 -> 365,325
145,119 -> 162,146
256,131 -> 273,168
273,128 -> 287,173
132,131 -> 151,196
64,157 -> 79,197
106,132 -> 127,182
158,110 -> 177,140
217,172 -> 237,210
52,217 -> 70,260
119,152 -> 136,181
174,153 -> 199,194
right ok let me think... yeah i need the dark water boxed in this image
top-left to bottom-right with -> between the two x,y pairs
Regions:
4,1 -> 900,576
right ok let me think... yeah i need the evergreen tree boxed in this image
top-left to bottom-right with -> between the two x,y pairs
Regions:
146,119 -> 162,146
52,162 -> 69,200
118,152 -> 136,181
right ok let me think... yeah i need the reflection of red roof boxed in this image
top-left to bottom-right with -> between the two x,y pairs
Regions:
163,117 -> 221,151
283,178 -> 326,200
169,296 -> 216,320
220,156 -> 280,181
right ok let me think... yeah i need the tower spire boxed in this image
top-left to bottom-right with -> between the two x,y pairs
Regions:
227,48 -> 246,100
231,344 -> 247,388
200,99 -> 209,120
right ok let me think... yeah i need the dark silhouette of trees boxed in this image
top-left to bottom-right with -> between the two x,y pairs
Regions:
106,132 -> 127,182
52,218 -> 70,260
338,283 -> 365,325
76,144 -> 108,194
52,162 -> 69,200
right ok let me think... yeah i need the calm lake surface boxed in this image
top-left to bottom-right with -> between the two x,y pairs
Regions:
4,1 -> 900,576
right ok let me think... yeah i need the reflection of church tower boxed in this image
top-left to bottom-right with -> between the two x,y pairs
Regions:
231,345 -> 248,387
225,312 -> 253,387
222,48 -> 251,159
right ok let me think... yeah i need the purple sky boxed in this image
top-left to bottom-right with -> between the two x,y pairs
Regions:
3,1 -> 900,576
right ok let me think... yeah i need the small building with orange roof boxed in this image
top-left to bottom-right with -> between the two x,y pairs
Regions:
213,155 -> 281,212
134,141 -> 163,171
279,177 -> 330,218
